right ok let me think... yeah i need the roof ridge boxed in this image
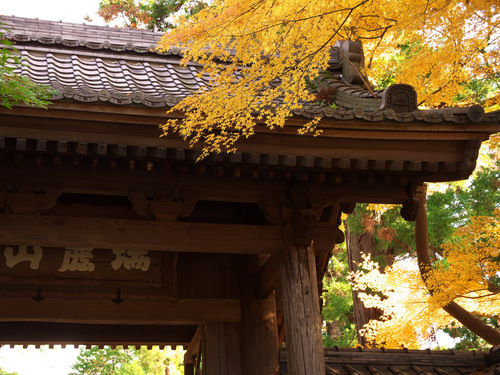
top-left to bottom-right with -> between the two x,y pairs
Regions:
0,15 -> 169,56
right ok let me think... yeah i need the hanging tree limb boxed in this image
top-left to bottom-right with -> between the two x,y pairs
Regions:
414,185 -> 500,346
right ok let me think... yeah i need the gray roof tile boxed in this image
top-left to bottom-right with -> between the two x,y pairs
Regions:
3,15 -> 500,123
2,15 -> 167,54
280,347 -> 489,375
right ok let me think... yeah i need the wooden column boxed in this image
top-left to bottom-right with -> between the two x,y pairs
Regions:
203,322 -> 242,375
280,223 -> 325,375
184,363 -> 194,375
241,290 -> 279,375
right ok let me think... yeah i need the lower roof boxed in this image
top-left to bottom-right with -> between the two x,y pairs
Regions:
280,346 -> 500,375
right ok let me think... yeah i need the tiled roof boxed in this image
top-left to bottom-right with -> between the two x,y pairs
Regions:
2,15 -> 167,54
14,49 -> 209,107
2,15 -> 500,125
279,347 -> 500,375
295,102 -> 500,124
1,15 -> 386,113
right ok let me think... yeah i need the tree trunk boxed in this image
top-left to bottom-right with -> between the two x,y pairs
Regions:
346,226 -> 381,346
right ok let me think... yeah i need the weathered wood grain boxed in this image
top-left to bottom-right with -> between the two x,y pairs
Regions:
280,226 -> 325,375
204,322 -> 242,375
241,292 -> 279,375
0,214 -> 281,254
0,297 -> 241,324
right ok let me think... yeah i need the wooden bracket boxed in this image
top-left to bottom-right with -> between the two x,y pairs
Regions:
309,194 -> 335,222
288,182 -> 317,246
292,209 -> 318,247
313,223 -> 345,254
311,203 -> 346,254
5,189 -> 60,215
288,181 -> 309,212
128,192 -> 151,217
128,189 -> 198,221
258,193 -> 290,225
458,139 -> 482,179
400,197 -> 420,221
400,184 -> 426,221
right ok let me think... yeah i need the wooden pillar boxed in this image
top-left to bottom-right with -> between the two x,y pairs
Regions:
280,223 -> 325,375
241,291 -> 279,375
184,363 -> 195,375
203,322 -> 242,375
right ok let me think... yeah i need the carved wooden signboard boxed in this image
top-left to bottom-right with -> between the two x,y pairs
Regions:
0,245 -> 176,300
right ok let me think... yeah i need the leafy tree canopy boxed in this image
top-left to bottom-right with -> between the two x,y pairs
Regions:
158,0 -> 500,157
322,249 -> 357,347
95,0 -> 207,30
70,346 -> 184,375
70,346 -> 136,375
351,208 -> 500,349
341,140 -> 500,349
350,157 -> 500,348
0,24 -> 56,109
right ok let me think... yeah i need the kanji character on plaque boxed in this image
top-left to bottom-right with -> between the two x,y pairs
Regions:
58,248 -> 95,272
4,245 -> 43,270
111,249 -> 151,271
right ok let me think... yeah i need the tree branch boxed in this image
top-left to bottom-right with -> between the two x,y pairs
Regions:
414,185 -> 500,345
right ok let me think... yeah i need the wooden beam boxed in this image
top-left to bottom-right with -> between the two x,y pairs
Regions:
310,184 -> 410,205
3,102 -> 500,137
0,214 -> 281,254
0,322 -> 197,346
0,297 -> 241,324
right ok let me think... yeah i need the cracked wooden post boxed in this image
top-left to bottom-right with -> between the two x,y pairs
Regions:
280,183 -> 325,375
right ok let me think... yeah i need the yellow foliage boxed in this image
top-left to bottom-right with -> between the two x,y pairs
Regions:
365,0 -> 500,107
488,134 -> 500,160
351,210 -> 500,348
365,204 -> 396,214
158,0 -> 500,156
351,254 -> 454,348
428,210 -> 500,311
